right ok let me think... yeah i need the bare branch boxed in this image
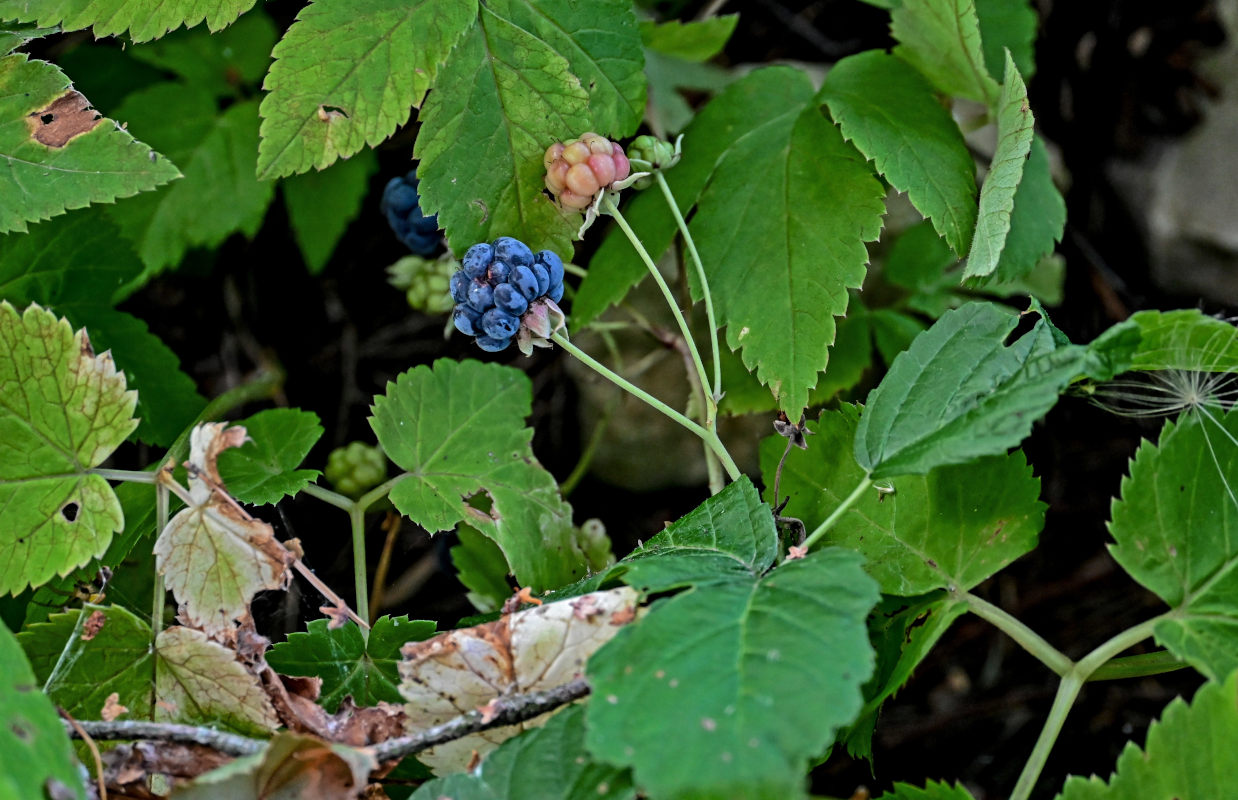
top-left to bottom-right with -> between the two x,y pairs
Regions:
62,720 -> 265,757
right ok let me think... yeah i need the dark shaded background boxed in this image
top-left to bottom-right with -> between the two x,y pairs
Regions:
96,1 -> 1230,797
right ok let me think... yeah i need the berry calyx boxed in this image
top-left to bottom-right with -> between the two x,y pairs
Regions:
544,132 -> 631,211
448,235 -> 569,354
380,172 -> 441,256
627,134 -> 682,190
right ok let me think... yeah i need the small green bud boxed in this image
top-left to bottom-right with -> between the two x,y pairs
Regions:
325,442 -> 388,498
573,518 -> 615,572
628,134 -> 680,172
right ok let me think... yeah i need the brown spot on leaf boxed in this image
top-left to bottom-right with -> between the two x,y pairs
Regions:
100,692 -> 128,721
26,91 -> 102,147
81,609 -> 106,640
316,104 -> 348,122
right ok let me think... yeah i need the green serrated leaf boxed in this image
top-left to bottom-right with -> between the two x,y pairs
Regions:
639,14 -> 738,62
411,705 -> 634,800
19,606 -> 277,734
0,620 -> 84,800
0,302 -> 138,595
1108,410 -> 1238,680
108,84 -> 273,283
257,0 -> 474,178
692,76 -> 886,415
821,50 -> 977,255
892,0 -> 1000,106
975,0 -> 1037,81
370,359 -> 585,592
870,309 -> 927,366
1055,671 -> 1238,800
0,22 -> 57,54
989,136 -> 1064,283
55,42 -> 164,112
0,0 -> 256,41
572,67 -> 800,329
128,9 -> 277,97
216,408 -> 323,505
616,477 -> 777,592
878,781 -> 978,800
451,525 -> 513,614
845,593 -> 967,761
415,0 -> 644,256
0,54 -> 180,234
586,549 -> 879,799
0,208 -> 206,445
1124,309 -> 1238,372
854,302 -> 1116,478
267,615 -> 435,712
283,150 -> 378,273
964,52 -> 1034,281
765,406 -> 1044,594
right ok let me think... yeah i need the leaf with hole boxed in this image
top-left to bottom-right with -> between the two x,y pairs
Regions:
0,302 -> 138,596
0,55 -> 180,235
370,359 -> 585,591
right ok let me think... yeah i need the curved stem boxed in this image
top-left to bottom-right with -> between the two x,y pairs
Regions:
1009,615 -> 1165,800
960,592 -> 1073,677
602,195 -> 715,426
656,171 -> 722,402
552,330 -> 740,481
803,476 -> 874,549
301,482 -> 354,512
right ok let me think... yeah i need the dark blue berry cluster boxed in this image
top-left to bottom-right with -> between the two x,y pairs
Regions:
450,237 -> 565,352
380,172 -> 440,256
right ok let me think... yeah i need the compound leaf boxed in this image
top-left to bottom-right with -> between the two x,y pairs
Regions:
891,0 -> 999,106
586,549 -> 878,799
401,587 -> 640,773
572,67 -> 803,329
410,705 -> 635,800
0,0 -> 256,41
0,54 -> 179,234
854,302 -> 1120,478
615,477 -> 778,592
821,50 -> 977,255
1108,410 -> 1238,680
764,407 -> 1044,594
267,615 -> 436,713
964,52 -> 1034,281
371,359 -> 585,592
0,620 -> 84,800
256,0 -> 475,178
691,70 -> 886,415
109,84 -> 273,282
283,150 -> 378,273
1056,672 -> 1238,800
216,408 -> 323,506
0,208 -> 206,445
415,0 -> 644,257
0,302 -> 138,595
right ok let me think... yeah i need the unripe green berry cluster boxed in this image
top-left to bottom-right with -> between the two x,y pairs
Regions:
325,442 -> 388,498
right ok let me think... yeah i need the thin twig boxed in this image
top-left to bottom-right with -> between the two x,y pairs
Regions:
62,712 -> 107,800
372,678 -> 591,762
62,720 -> 265,757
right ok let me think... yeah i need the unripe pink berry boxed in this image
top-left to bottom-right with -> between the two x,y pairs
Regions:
562,141 -> 591,165
565,163 -> 600,196
545,160 -> 569,192
586,153 -> 616,186
612,146 -> 630,182
543,132 -> 633,211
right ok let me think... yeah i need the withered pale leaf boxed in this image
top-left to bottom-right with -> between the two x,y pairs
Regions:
154,423 -> 294,635
170,732 -> 375,800
400,586 -> 641,774
155,626 -> 279,737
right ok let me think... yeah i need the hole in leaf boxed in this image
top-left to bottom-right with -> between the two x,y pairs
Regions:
40,113 -> 53,124
10,721 -> 30,742
61,502 -> 80,522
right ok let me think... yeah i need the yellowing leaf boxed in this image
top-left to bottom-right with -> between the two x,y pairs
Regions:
0,302 -> 138,595
400,586 -> 641,774
154,423 -> 294,635
156,625 -> 279,736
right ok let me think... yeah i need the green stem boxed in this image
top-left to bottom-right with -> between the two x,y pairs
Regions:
564,263 -> 588,279
960,592 -> 1073,677
301,483 -> 355,512
803,476 -> 874,549
350,506 -> 369,626
91,468 -> 159,483
552,330 -> 740,481
1009,616 -> 1165,800
151,483 -> 169,644
1087,650 -> 1189,682
656,171 -> 721,402
602,195 -> 715,426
